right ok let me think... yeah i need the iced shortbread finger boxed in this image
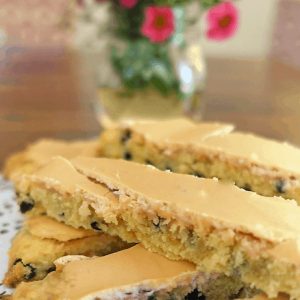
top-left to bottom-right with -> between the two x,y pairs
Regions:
3,138 -> 98,181
16,157 -> 300,298
97,118 -> 300,202
3,216 -> 130,287
12,245 -> 248,300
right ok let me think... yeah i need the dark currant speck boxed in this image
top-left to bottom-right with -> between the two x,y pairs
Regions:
152,216 -> 165,229
185,289 -> 205,300
123,151 -> 132,160
145,159 -> 154,166
0,229 -> 8,234
165,166 -> 173,172
20,201 -> 34,214
47,265 -> 56,273
193,171 -> 204,178
24,264 -> 36,280
230,287 -> 246,299
243,184 -> 252,191
275,179 -> 286,193
91,221 -> 101,231
120,130 -> 132,144
13,258 -> 22,266
13,259 -> 36,280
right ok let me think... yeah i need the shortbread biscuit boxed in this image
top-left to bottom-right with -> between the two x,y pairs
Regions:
3,216 -> 129,287
98,119 -> 300,202
15,157 -> 300,298
12,245 -> 249,300
4,138 -> 98,180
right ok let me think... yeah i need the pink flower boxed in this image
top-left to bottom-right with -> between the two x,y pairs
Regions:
141,6 -> 175,43
206,1 -> 239,41
119,0 -> 138,9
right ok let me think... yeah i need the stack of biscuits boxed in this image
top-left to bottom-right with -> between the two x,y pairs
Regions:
2,118 -> 300,300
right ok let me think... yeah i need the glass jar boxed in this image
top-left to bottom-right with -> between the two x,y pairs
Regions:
73,0 -> 206,126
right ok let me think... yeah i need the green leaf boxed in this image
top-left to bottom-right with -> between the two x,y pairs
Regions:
200,0 -> 222,9
154,0 -> 192,5
111,39 -> 179,95
153,0 -> 222,9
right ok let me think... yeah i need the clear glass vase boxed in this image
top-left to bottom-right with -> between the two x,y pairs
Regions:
73,0 -> 206,126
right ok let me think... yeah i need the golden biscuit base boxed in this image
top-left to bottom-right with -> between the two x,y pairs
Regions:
15,157 -> 300,298
3,216 -> 129,287
98,119 -> 300,203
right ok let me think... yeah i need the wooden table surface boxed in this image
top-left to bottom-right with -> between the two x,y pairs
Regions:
1,46 -> 300,168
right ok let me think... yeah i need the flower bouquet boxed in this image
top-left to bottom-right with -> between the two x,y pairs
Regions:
74,0 -> 239,124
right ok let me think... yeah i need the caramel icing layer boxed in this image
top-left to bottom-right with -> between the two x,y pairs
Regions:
29,157 -> 300,266
4,138 -> 98,180
31,157 -> 117,204
72,157 -> 300,244
124,119 -> 300,175
14,245 -> 195,299
60,245 -> 194,298
123,119 -> 234,144
24,139 -> 98,164
201,132 -> 300,175
26,216 -> 97,242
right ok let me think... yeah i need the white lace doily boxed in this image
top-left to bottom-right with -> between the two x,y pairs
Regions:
0,176 -> 23,296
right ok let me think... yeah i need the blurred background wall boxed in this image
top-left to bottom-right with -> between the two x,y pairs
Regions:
1,0 -> 300,67
0,0 -> 71,46
202,0 -> 278,59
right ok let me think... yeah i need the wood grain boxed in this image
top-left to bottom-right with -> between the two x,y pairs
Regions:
1,47 -> 300,167
203,58 -> 300,144
0,47 -> 100,168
